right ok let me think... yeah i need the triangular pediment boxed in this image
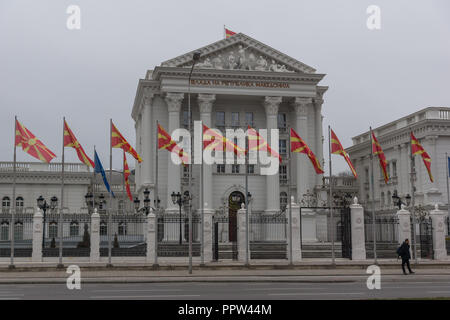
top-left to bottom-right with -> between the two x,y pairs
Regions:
160,33 -> 316,74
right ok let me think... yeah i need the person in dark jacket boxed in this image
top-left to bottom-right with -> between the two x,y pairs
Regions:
398,239 -> 415,275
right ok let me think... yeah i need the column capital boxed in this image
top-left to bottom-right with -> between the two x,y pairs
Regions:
165,92 -> 184,113
293,97 -> 312,116
264,96 -> 282,116
198,93 -> 216,114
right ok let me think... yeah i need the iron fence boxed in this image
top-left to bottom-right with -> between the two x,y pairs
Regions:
364,216 -> 399,243
249,213 -> 287,242
0,213 -> 33,257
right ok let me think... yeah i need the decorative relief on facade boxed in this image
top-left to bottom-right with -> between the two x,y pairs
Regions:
165,92 -> 184,112
264,96 -> 282,115
198,94 -> 216,113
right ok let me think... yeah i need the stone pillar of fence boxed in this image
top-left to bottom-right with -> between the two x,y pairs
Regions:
237,203 -> 247,263
350,197 -> 366,260
430,204 -> 447,260
202,209 -> 214,263
397,205 -> 411,247
146,208 -> 156,263
32,207 -> 43,262
90,208 -> 100,263
286,196 -> 302,262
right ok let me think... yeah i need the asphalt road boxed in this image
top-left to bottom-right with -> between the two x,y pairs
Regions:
2,279 -> 450,300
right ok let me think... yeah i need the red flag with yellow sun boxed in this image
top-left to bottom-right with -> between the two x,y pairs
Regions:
15,119 -> 56,163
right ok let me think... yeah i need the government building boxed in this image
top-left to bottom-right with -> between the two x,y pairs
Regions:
132,33 -> 327,221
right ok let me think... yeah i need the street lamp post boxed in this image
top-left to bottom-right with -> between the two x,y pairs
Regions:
37,195 -> 58,249
171,191 -> 187,245
392,191 -> 412,210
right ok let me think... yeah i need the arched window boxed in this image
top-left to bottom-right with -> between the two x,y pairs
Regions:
0,221 -> 9,241
2,197 -> 10,213
48,221 -> 58,239
70,221 -> 79,237
118,222 -> 127,236
100,221 -> 107,236
280,192 -> 288,210
16,197 -> 24,213
14,221 -> 23,241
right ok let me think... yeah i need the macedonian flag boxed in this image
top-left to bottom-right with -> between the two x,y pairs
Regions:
371,130 -> 389,184
330,128 -> 357,178
123,151 -> 133,201
15,119 -> 56,163
411,132 -> 433,183
247,126 -> 282,163
290,128 -> 324,174
64,120 -> 94,167
225,27 -> 236,38
203,124 -> 246,157
111,122 -> 142,163
157,123 -> 189,165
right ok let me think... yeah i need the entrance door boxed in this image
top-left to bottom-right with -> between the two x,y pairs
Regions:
228,191 -> 244,242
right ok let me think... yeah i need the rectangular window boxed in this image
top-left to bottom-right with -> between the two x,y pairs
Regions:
232,165 -> 240,174
245,112 -> 254,127
182,110 -> 191,127
183,166 -> 190,179
247,165 -> 255,174
279,139 -> 287,155
277,113 -> 287,132
216,112 -> 225,127
386,163 -> 390,178
392,160 -> 397,177
279,165 -> 287,184
216,164 -> 225,173
231,112 -> 239,127
365,167 -> 369,183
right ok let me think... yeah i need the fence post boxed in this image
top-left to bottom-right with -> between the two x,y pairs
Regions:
287,196 -> 302,262
237,203 -> 247,263
90,208 -> 100,263
203,209 -> 214,263
397,205 -> 411,248
350,197 -> 366,260
32,207 -> 43,262
430,204 -> 447,260
146,208 -> 156,263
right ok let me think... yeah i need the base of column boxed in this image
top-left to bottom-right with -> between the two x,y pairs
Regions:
351,249 -> 367,261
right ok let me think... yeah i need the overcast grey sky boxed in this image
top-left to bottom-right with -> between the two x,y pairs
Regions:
1,0 -> 449,173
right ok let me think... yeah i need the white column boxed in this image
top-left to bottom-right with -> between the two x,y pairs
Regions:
314,95 -> 324,187
264,96 -> 282,214
237,204 -> 247,262
146,209 -> 156,263
32,208 -> 43,262
397,206 -> 412,247
90,208 -> 100,263
287,196 -> 302,261
350,197 -> 366,260
430,204 -> 447,260
198,93 -> 216,212
165,92 -> 184,212
142,94 -> 154,187
293,97 -> 312,203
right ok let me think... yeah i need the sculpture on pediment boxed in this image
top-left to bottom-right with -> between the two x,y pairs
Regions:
212,54 -> 224,69
255,56 -> 268,71
226,51 -> 238,70
197,57 -> 213,68
237,45 -> 247,70
247,53 -> 256,70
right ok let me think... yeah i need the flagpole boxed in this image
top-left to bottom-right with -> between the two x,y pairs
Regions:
288,126 -> 293,265
93,146 -> 96,212
446,152 -> 450,233
154,120 -> 159,268
58,117 -> 65,268
123,150 -> 126,214
245,134 -> 249,267
200,123 -> 205,266
107,119 -> 113,267
328,125 -> 335,266
10,116 -> 17,269
369,127 -> 377,264
410,130 -> 418,265
223,25 -> 226,39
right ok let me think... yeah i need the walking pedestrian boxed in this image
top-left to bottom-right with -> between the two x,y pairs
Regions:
397,239 -> 415,275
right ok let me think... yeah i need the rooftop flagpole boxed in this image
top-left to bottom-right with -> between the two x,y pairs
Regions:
9,116 -> 17,269
58,117 -> 66,268
328,125 -> 335,266
107,119 -> 113,267
409,128 -> 418,265
369,127 -> 377,264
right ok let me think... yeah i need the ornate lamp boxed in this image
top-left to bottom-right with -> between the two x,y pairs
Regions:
37,195 -> 45,208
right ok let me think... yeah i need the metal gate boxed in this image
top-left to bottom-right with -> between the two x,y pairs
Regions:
340,207 -> 352,259
212,215 -> 237,261
415,216 -> 433,259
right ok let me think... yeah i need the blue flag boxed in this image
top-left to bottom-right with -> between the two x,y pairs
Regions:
94,150 -> 115,198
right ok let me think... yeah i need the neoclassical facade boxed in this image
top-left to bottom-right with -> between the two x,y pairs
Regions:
347,107 -> 450,213
131,33 -> 328,219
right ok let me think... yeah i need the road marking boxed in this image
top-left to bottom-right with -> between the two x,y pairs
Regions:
268,292 -> 363,296
0,297 -> 22,300
427,291 -> 450,294
92,289 -> 182,293
0,293 -> 24,296
246,287 -> 327,291
90,294 -> 201,299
